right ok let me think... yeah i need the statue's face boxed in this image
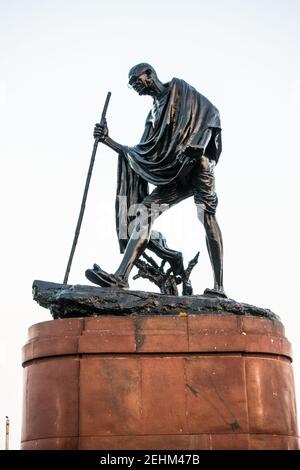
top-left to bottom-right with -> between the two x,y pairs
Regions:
128,71 -> 154,96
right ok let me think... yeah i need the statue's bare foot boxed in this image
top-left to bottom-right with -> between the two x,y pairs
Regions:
182,279 -> 193,296
85,264 -> 129,288
204,287 -> 228,298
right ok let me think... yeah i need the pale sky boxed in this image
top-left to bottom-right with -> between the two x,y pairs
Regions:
0,0 -> 300,449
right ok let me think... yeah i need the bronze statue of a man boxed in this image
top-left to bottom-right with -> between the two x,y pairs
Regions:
86,63 -> 226,297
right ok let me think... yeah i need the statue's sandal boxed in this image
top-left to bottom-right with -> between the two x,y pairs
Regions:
204,288 -> 228,299
85,264 -> 128,288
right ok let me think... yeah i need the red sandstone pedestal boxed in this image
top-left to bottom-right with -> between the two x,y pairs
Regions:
21,315 -> 299,450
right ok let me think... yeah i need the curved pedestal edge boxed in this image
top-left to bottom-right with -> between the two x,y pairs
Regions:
21,434 -> 300,450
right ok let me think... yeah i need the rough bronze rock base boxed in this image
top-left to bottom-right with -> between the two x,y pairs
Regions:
21,315 -> 299,450
33,280 -> 279,320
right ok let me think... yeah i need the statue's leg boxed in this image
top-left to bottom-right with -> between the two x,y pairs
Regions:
203,211 -> 224,292
114,182 -> 190,283
114,209 -> 154,281
193,156 -> 226,297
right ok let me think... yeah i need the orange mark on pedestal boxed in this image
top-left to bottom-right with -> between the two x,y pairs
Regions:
179,311 -> 188,317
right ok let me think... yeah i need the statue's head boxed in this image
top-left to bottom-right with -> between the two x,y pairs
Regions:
128,63 -> 158,96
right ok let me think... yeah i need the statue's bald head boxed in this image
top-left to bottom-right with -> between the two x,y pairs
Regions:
128,63 -> 157,85
128,63 -> 165,97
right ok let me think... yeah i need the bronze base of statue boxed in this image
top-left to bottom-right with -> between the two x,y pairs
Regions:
33,280 -> 277,321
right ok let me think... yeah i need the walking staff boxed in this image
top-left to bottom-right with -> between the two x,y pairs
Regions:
63,91 -> 111,285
